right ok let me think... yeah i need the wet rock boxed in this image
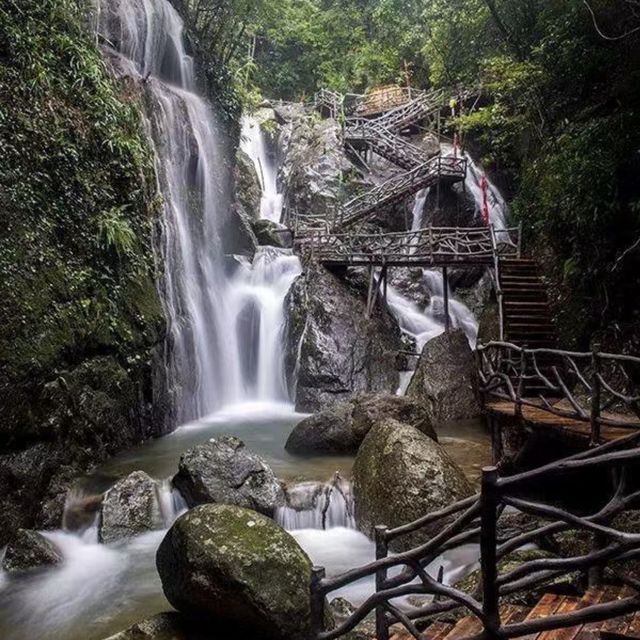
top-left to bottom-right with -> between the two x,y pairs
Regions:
172,436 -> 284,516
353,419 -> 473,551
406,329 -> 481,424
1,529 -> 63,572
156,504 -> 313,640
99,471 -> 163,544
285,393 -> 436,455
285,403 -> 356,454
330,597 -> 376,640
285,264 -> 402,412
251,218 -> 288,248
423,182 -> 477,228
102,613 -> 191,640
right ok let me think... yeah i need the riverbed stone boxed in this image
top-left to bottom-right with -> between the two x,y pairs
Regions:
156,504 -> 313,640
353,419 -> 473,551
285,393 -> 436,454
172,436 -> 284,516
285,264 -> 402,412
406,329 -> 481,424
1,529 -> 63,572
99,471 -> 163,544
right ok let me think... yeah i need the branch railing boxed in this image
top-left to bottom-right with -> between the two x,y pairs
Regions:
295,225 -> 520,266
310,435 -> 640,640
477,342 -> 640,442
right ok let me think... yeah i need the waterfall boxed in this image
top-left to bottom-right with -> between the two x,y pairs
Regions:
276,477 -> 356,531
240,116 -> 284,223
97,0 -> 301,421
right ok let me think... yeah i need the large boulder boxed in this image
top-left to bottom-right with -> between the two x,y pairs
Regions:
285,393 -> 435,454
156,504 -> 313,640
172,436 -> 284,516
406,330 -> 481,424
285,264 -> 402,412
99,471 -> 163,544
353,419 -> 473,551
2,529 -> 63,572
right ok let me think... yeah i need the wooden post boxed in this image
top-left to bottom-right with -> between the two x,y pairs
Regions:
310,566 -> 326,638
517,221 -> 523,259
382,264 -> 388,307
480,467 -> 501,640
443,266 -> 450,333
375,525 -> 390,640
515,347 -> 527,420
590,344 -> 602,446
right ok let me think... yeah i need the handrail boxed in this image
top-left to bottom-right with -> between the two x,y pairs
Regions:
310,437 -> 640,640
477,341 -> 640,441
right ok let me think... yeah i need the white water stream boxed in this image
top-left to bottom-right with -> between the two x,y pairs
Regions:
240,116 -> 284,223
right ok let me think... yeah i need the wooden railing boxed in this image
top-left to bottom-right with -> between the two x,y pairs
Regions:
477,342 -> 640,442
310,434 -> 640,640
338,155 -> 467,228
295,225 -> 520,267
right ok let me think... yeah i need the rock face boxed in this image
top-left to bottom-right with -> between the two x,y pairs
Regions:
156,504 -> 313,640
285,264 -> 402,412
353,419 -> 473,551
173,436 -> 284,516
99,471 -> 163,544
406,330 -> 481,424
2,529 -> 63,572
285,393 -> 436,454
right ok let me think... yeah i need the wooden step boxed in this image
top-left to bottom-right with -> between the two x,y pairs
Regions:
445,614 -> 483,639
421,621 -> 455,640
537,596 -> 583,640
519,593 -> 570,640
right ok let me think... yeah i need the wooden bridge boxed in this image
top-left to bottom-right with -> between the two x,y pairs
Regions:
310,435 -> 640,640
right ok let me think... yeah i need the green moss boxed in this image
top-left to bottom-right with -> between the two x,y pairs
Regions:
0,1 -> 163,443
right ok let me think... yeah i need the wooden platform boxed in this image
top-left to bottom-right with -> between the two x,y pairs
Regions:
485,400 -> 639,443
389,587 -> 640,640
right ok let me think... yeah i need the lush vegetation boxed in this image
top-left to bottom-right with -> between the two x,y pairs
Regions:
0,0 -> 164,456
190,0 -> 640,350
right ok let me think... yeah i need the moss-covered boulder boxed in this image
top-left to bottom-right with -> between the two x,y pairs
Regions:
156,504 -> 313,640
353,419 -> 473,551
2,529 -> 63,573
406,330 -> 481,425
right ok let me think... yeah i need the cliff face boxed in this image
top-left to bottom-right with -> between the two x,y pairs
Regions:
0,0 -> 168,542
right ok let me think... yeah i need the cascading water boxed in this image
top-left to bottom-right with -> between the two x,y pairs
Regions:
240,116 -> 284,223
97,0 -> 302,420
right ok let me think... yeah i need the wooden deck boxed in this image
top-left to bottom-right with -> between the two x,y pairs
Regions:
485,399 -> 639,443
389,587 -> 640,640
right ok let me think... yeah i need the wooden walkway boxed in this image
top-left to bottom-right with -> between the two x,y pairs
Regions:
389,588 -> 640,640
485,400 -> 639,444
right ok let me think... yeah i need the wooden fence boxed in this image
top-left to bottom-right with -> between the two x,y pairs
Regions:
477,342 -> 640,442
295,225 -> 520,267
310,434 -> 640,640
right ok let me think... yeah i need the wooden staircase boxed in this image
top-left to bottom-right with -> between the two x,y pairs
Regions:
499,257 -> 558,350
389,587 -> 640,640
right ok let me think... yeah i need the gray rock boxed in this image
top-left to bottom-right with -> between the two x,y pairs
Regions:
353,419 -> 473,551
330,597 -> 376,640
406,330 -> 481,424
102,612 -> 191,640
156,504 -> 313,640
2,529 -> 63,572
285,393 -> 436,455
172,436 -> 284,516
285,264 -> 402,412
285,403 -> 356,454
251,218 -> 288,248
99,471 -> 163,544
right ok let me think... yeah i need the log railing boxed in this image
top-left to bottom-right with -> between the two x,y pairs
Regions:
310,434 -> 640,640
337,155 -> 467,228
295,225 -> 520,266
477,342 -> 640,442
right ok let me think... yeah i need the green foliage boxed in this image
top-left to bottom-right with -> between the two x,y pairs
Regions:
0,0 -> 163,435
